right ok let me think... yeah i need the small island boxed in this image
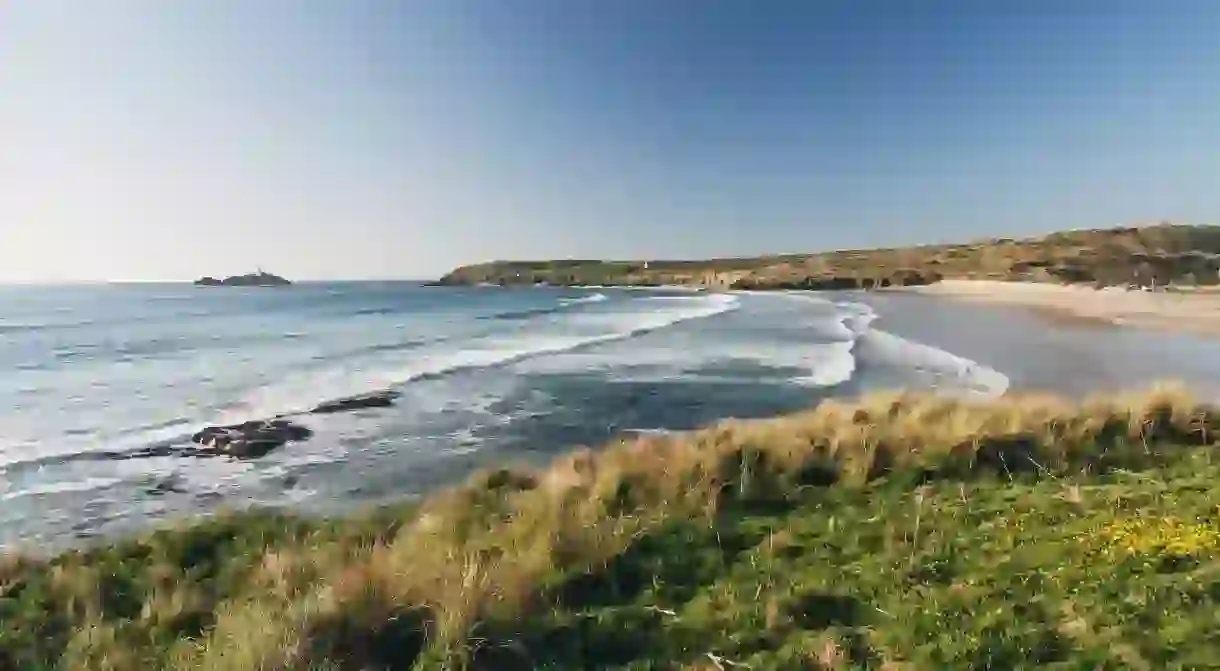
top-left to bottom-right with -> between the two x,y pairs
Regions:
194,270 -> 292,287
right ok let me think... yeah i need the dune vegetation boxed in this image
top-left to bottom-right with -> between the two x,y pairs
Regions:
6,386 -> 1220,669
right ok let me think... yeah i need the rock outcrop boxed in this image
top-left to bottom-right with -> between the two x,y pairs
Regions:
310,390 -> 400,414
190,419 -> 313,458
194,271 -> 292,287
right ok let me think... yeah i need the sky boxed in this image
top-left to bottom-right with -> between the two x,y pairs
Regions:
2,1 -> 1220,281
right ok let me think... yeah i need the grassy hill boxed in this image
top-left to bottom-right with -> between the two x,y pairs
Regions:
5,387 -> 1220,669
435,223 -> 1220,290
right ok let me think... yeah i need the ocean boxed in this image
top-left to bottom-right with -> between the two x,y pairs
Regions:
4,282 -> 1220,550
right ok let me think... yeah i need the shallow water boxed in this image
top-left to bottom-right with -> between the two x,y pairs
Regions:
1,283 -> 1217,549
859,291 -> 1220,398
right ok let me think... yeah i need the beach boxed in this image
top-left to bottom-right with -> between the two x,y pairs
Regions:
901,279 -> 1220,337
0,284 -> 993,548
8,283 -> 1220,549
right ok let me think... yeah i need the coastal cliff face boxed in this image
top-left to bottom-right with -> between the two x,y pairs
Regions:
436,223 -> 1220,290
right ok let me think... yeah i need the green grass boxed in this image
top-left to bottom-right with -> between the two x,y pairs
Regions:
515,453 -> 1220,669
0,505 -> 418,670
5,386 -> 1220,669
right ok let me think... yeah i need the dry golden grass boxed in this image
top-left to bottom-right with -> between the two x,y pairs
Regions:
5,383 -> 1220,670
156,383 -> 1217,669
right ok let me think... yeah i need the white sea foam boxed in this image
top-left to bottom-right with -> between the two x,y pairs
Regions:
0,417 -> 204,471
857,329 -> 1010,397
807,299 -> 1009,397
222,293 -> 740,423
0,476 -> 124,502
789,294 -> 1008,396
681,292 -> 1006,395
597,338 -> 859,388
794,339 -> 858,387
560,292 -> 608,306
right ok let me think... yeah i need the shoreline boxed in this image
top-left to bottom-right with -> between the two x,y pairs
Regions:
895,280 -> 1220,338
3,386 -> 1216,668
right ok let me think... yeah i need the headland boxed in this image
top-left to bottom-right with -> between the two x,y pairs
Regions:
435,223 -> 1220,293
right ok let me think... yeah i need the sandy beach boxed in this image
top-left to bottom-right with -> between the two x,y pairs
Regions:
902,280 -> 1220,338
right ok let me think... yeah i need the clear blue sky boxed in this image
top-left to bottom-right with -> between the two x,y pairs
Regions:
2,1 -> 1219,281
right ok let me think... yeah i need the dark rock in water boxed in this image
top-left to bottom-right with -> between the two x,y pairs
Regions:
146,474 -> 187,495
190,419 -> 313,458
311,390 -> 400,414
194,271 -> 291,287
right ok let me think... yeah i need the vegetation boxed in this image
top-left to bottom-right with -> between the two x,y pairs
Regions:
435,223 -> 1220,290
5,386 -> 1220,668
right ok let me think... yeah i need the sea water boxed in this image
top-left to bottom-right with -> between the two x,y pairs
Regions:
2,282 -> 1217,549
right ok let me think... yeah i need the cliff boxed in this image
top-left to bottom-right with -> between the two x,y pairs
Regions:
435,223 -> 1220,290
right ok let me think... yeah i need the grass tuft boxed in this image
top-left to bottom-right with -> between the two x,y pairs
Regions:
4,385 -> 1220,668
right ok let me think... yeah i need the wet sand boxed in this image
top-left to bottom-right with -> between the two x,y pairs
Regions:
897,280 -> 1220,338
857,290 -> 1220,399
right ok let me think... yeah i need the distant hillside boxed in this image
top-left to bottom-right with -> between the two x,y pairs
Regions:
436,223 -> 1220,290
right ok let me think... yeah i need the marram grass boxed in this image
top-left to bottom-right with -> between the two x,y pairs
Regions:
4,384 -> 1220,669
